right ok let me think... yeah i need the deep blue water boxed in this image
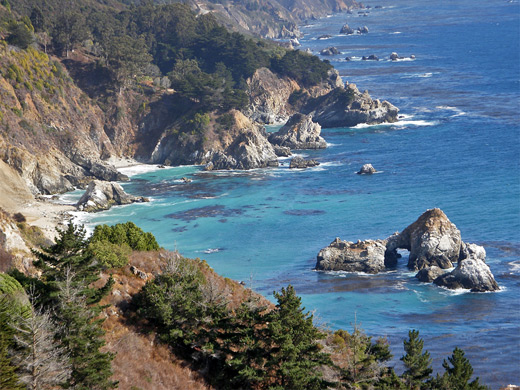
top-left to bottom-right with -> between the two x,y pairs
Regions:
74,1 -> 520,387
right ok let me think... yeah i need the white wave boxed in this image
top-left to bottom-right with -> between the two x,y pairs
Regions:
438,286 -> 472,295
202,248 -> 221,254
118,164 -> 176,177
390,31 -> 402,34
351,119 -> 438,129
508,260 -> 520,273
436,105 -> 467,117
319,269 -> 379,277
326,142 -> 339,147
319,161 -> 343,167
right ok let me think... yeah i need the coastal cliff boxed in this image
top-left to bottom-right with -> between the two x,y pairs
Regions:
187,0 -> 362,39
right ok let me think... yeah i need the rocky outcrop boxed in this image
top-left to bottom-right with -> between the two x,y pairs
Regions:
321,47 -> 340,56
416,266 -> 446,283
247,68 -> 300,124
386,208 -> 462,271
76,180 -> 148,212
340,24 -> 355,34
434,244 -> 499,292
289,157 -> 319,169
153,111 -> 278,170
272,145 -> 292,157
362,55 -> 379,61
390,52 -> 416,61
302,82 -> 399,128
357,163 -> 377,174
316,238 -> 391,274
268,113 -> 327,150
357,26 -> 369,34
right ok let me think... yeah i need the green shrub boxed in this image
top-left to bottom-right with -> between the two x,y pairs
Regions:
90,222 -> 160,251
88,240 -> 131,269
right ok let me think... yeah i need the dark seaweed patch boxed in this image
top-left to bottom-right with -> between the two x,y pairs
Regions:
283,209 -> 326,216
166,205 -> 244,222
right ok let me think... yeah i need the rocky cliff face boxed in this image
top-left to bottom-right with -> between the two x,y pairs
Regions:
268,113 -> 326,149
0,45 -> 126,196
188,0 -> 361,39
247,68 -> 399,129
150,110 -> 278,170
247,67 -> 300,124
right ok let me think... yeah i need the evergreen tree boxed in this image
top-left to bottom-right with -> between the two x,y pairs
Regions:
0,332 -> 23,390
401,330 -> 433,389
30,221 -> 111,305
265,285 -> 332,390
57,274 -> 116,390
7,20 -> 34,49
436,348 -> 489,390
221,296 -> 270,388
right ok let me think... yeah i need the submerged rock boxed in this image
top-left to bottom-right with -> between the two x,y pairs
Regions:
362,55 -> 379,61
316,238 -> 390,274
357,26 -> 369,34
268,113 -> 327,150
434,244 -> 499,292
357,163 -> 377,174
289,156 -> 319,169
386,208 -> 462,271
76,180 -> 148,212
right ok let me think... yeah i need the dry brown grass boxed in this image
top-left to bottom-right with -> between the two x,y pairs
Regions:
96,248 -> 277,389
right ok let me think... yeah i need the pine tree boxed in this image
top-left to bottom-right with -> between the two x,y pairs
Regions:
437,348 -> 489,390
0,332 -> 23,390
265,285 -> 332,390
401,330 -> 433,389
31,221 -> 111,305
222,295 -> 270,388
57,273 -> 116,390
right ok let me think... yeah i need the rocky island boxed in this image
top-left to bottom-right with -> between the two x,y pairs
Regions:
316,209 -> 500,292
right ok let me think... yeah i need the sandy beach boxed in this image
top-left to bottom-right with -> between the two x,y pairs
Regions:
0,157 -> 146,241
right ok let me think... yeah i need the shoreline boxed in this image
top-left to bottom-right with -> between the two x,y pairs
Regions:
0,156 -> 154,242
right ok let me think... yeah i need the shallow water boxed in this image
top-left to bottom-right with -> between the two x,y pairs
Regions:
77,0 -> 520,387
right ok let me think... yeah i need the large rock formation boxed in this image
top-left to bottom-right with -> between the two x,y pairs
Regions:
247,68 -> 300,124
386,208 -> 462,271
316,238 -> 392,274
76,180 -> 148,212
151,111 -> 278,170
434,244 -> 499,292
268,113 -> 327,149
301,83 -> 399,128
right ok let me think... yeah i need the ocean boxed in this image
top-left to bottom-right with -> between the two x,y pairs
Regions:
71,0 -> 520,387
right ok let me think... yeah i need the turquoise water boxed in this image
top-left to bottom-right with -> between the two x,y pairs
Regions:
78,0 -> 520,387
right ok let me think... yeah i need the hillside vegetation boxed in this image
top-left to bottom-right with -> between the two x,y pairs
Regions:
0,216 -> 490,389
